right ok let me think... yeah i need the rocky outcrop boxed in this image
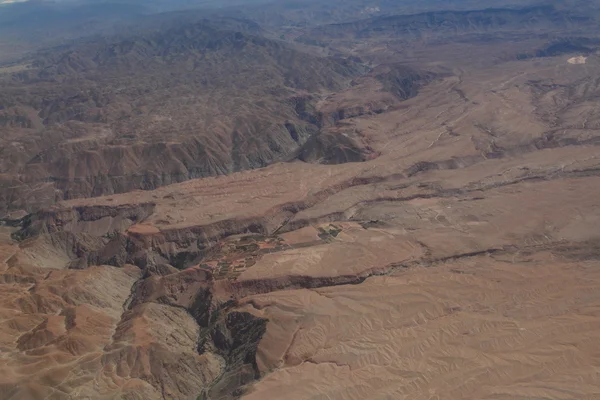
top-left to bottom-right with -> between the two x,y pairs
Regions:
297,131 -> 375,164
122,267 -> 267,398
206,311 -> 268,399
14,202 -> 156,240
375,65 -> 435,100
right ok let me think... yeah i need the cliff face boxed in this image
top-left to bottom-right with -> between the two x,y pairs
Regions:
16,203 -> 156,239
0,251 -> 271,400
297,65 -> 434,164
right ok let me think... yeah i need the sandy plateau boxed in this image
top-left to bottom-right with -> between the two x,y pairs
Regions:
2,4 -> 600,399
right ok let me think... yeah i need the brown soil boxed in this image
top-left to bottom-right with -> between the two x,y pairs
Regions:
3,3 -> 600,400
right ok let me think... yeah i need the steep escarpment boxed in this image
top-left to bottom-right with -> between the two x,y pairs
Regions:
297,65 -> 434,165
121,264 -> 404,399
9,175 -> 374,269
297,131 -> 375,164
15,203 -> 156,239
0,257 -> 229,400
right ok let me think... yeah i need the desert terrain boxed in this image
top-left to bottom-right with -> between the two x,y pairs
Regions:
1,1 -> 600,399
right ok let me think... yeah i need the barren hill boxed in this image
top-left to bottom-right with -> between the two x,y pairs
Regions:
2,2 -> 600,400
298,5 -> 592,43
0,21 -> 373,217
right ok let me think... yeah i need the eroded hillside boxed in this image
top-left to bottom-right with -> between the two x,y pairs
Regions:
0,21 -> 371,216
2,2 -> 600,400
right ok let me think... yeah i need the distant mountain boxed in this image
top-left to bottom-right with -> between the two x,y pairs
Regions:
0,21 -> 366,216
0,1 -> 148,62
0,0 -> 545,63
297,5 -> 593,44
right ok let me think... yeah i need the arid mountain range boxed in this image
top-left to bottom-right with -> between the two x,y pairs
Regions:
0,20 -> 370,215
2,1 -> 600,399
